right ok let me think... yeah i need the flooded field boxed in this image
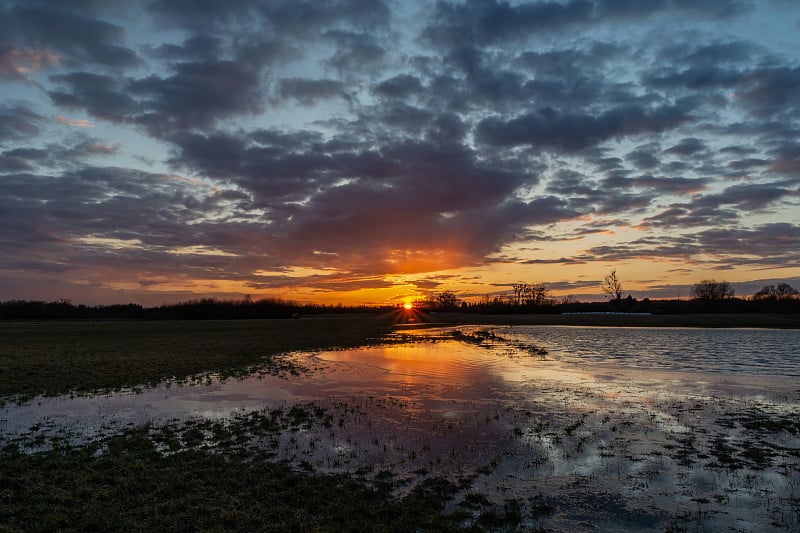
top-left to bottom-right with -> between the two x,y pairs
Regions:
2,325 -> 799,531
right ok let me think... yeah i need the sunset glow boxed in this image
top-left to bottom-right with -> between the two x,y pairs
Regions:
1,1 -> 799,306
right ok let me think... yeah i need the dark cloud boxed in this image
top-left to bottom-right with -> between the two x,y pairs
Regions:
737,66 -> 800,118
727,158 -> 768,172
0,3 -> 141,68
278,78 -> 345,106
0,137 -> 116,174
150,35 -> 226,61
130,59 -> 266,134
147,0 -> 390,37
696,223 -> 800,261
0,104 -> 43,142
49,72 -> 137,122
697,182 -> 796,211
602,174 -> 709,195
663,137 -> 706,156
0,45 -> 60,82
373,74 -> 424,99
639,205 -> 740,229
324,30 -> 386,72
626,143 -> 661,169
476,103 -> 692,152
644,66 -> 744,90
515,42 -> 621,78
423,0 -> 751,48
769,143 -> 800,176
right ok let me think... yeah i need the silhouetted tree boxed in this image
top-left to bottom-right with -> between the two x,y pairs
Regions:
690,279 -> 734,300
752,282 -> 799,301
437,290 -> 458,310
512,282 -> 549,306
511,282 -> 526,306
602,270 -> 623,300
522,283 -> 549,305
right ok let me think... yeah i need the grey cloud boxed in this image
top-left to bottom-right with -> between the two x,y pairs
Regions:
0,137 -> 116,173
0,104 -> 43,142
476,104 -> 692,152
727,158 -> 768,171
48,72 -> 137,122
663,137 -> 706,156
639,180 -> 796,229
640,205 -> 740,228
278,78 -> 345,106
626,144 -> 661,169
373,74 -> 424,99
737,66 -> 800,118
644,66 -> 743,90
0,4 -> 140,68
423,0 -> 751,48
602,174 -> 709,195
324,30 -> 386,72
769,143 -> 800,176
130,59 -> 265,133
147,0 -> 390,35
150,35 -> 225,61
696,223 -> 800,259
697,182 -> 795,211
515,43 -> 621,78
261,0 -> 390,35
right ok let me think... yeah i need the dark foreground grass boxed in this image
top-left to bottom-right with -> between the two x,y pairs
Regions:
0,314 -> 397,402
0,433 -> 467,532
1,405 -> 520,532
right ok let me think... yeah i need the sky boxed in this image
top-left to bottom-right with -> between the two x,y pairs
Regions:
1,0 -> 799,306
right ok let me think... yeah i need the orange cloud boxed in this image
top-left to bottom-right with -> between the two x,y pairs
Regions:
0,47 -> 59,81
55,114 -> 94,128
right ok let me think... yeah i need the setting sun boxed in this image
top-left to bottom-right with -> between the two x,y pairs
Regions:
403,302 -> 413,310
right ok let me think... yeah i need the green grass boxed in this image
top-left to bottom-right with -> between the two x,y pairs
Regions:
0,315 -> 397,402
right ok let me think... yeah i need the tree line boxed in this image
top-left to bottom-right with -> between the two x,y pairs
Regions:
0,298 -> 394,320
417,274 -> 800,315
1,275 -> 797,320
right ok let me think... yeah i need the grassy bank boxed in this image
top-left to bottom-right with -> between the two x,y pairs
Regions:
0,315 -> 396,402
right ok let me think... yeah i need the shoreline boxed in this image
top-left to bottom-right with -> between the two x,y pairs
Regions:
409,312 -> 800,329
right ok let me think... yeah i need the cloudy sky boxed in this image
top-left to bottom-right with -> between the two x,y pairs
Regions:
1,0 -> 799,306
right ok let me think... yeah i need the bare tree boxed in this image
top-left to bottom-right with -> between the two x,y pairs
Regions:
511,282 -> 550,306
601,270 -> 623,300
752,282 -> 799,301
523,283 -> 549,305
690,279 -> 734,300
512,282 -> 527,306
437,290 -> 457,310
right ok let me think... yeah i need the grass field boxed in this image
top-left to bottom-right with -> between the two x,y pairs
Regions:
0,315 -> 396,403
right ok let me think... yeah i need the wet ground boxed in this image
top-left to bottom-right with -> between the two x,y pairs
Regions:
2,326 -> 799,531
